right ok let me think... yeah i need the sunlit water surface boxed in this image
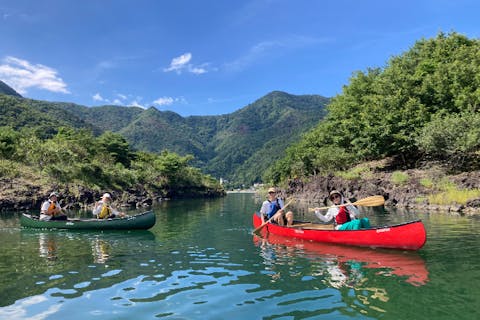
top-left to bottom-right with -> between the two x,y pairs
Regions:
0,193 -> 478,319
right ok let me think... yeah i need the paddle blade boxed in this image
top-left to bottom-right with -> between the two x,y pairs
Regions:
352,195 -> 385,207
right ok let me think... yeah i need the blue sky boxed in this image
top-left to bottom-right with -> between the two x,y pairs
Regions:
0,0 -> 478,116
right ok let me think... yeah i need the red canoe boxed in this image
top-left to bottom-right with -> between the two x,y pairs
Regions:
252,213 -> 426,250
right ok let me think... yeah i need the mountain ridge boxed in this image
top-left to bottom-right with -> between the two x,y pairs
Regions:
0,80 -> 22,97
0,90 -> 330,186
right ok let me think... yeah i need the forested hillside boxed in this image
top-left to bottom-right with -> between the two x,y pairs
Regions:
265,32 -> 480,184
0,90 -> 329,187
0,80 -> 22,97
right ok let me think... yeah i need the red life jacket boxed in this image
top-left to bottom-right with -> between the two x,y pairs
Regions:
335,206 -> 352,225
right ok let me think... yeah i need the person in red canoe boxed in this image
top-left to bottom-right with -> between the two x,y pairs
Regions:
314,190 -> 371,230
259,187 -> 294,226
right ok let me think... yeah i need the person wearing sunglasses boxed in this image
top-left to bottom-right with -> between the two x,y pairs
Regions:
259,187 -> 294,226
314,190 -> 370,230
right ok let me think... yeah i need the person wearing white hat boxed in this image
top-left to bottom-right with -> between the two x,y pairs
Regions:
259,187 -> 294,226
40,192 -> 67,221
92,193 -> 125,219
314,190 -> 370,230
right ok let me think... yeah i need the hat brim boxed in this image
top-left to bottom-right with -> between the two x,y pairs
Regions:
329,192 -> 341,200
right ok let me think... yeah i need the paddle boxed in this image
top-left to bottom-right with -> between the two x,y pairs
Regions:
253,199 -> 294,234
308,195 -> 385,212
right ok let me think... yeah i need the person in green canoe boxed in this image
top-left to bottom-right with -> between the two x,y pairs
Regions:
40,192 -> 68,221
314,190 -> 371,230
93,193 -> 125,219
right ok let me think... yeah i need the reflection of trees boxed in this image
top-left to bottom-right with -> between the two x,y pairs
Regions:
0,230 -> 156,308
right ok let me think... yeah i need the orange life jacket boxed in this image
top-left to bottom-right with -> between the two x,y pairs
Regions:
47,201 -> 56,216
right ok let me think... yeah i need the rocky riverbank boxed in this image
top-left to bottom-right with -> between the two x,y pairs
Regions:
0,177 -> 225,212
284,166 -> 480,216
2,164 -> 480,215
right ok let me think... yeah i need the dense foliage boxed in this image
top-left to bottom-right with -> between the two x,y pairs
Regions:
264,32 -> 480,184
0,125 -> 223,198
0,90 -> 329,188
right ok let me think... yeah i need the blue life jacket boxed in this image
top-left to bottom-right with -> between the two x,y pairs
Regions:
266,199 -> 282,219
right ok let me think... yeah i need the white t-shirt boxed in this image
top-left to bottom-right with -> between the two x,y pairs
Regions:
314,196 -> 359,230
260,198 -> 285,218
39,200 -> 61,221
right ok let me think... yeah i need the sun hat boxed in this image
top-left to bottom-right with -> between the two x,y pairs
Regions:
329,190 -> 342,200
267,187 -> 276,193
49,192 -> 58,199
102,193 -> 112,199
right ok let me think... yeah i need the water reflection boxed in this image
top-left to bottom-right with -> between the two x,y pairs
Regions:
254,232 -> 429,287
38,233 -> 58,261
91,237 -> 111,264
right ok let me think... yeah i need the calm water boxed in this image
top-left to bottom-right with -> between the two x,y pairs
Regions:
0,193 -> 479,320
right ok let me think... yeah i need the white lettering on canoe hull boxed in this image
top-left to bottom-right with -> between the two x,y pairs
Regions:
376,228 -> 391,233
294,229 -> 304,234
66,222 -> 74,226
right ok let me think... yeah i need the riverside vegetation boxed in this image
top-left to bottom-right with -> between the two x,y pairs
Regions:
266,32 -> 480,214
0,127 -> 224,210
1,32 -> 480,213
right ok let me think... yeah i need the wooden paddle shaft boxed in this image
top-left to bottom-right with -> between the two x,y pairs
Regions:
253,198 -> 294,233
309,195 -> 384,211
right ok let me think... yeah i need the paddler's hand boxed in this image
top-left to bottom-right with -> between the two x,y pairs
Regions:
273,210 -> 284,220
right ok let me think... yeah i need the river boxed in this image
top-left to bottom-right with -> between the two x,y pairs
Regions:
0,193 -> 478,319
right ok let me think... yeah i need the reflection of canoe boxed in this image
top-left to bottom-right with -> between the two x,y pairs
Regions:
253,232 -> 429,286
21,211 -> 156,230
252,213 -> 426,250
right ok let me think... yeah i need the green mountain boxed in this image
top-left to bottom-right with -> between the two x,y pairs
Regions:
0,91 -> 329,186
0,95 -> 98,137
0,80 -> 22,97
204,92 -> 330,184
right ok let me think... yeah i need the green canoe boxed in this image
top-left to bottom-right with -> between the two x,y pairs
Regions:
20,211 -> 156,230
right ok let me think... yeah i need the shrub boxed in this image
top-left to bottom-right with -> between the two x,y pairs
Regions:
391,171 -> 409,185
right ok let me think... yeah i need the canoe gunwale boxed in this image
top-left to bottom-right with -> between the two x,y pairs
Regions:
252,213 -> 426,250
20,211 -> 156,230
288,218 -> 424,231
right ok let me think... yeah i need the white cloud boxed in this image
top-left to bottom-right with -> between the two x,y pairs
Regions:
92,92 -> 148,108
153,96 -> 175,106
92,93 -> 104,101
153,96 -> 187,107
189,66 -> 207,74
0,56 -> 69,94
164,53 -> 192,73
129,100 -> 146,109
163,53 -> 209,74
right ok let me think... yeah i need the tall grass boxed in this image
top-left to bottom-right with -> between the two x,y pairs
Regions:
428,188 -> 480,205
391,171 -> 409,185
427,177 -> 480,205
336,165 -> 373,180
